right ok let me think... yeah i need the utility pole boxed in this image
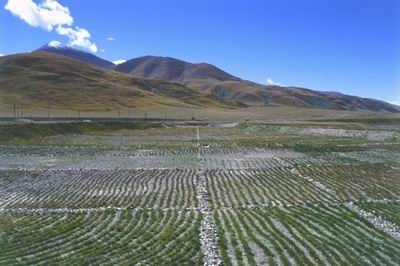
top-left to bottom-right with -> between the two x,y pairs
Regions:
13,103 -> 16,119
47,100 -> 50,119
118,110 -> 121,119
77,110 -> 80,119
17,102 -> 21,117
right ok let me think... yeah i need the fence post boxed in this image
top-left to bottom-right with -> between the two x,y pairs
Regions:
47,100 -> 50,119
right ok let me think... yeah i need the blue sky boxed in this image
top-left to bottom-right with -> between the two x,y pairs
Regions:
1,0 -> 399,104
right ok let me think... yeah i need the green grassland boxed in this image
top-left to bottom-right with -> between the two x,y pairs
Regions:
0,116 -> 399,265
0,210 -> 203,265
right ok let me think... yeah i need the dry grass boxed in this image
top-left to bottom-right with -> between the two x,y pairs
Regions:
0,52 -> 228,111
1,104 -> 396,122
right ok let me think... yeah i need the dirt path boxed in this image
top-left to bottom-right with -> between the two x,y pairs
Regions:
196,127 -> 222,266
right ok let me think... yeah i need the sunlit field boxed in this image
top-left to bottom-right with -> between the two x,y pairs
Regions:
0,118 -> 399,265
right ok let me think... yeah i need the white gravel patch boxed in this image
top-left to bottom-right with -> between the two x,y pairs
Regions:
289,167 -> 335,194
279,127 -> 398,141
345,202 -> 400,240
196,127 -> 222,266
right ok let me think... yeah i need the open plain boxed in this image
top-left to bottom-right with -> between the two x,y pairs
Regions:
0,117 -> 399,265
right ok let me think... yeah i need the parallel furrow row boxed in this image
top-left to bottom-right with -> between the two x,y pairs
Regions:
206,168 -> 338,208
0,210 -> 203,265
0,169 -> 198,209
214,205 -> 400,266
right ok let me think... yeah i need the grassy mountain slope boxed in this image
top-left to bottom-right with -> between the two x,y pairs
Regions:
202,80 -> 399,112
114,56 -> 241,84
1,48 -> 397,114
0,52 -> 228,111
37,43 -> 115,69
114,56 -> 399,112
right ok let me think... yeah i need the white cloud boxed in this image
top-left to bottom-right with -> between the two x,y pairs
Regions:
4,0 -> 72,31
56,25 -> 97,52
0,54 -> 4,57
48,40 -> 63,48
5,0 -> 97,52
266,77 -> 286,87
107,37 -> 115,41
99,48 -> 105,53
113,59 -> 126,65
390,100 -> 400,106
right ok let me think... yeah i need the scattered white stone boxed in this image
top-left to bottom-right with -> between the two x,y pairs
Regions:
345,202 -> 400,240
196,127 -> 222,266
290,167 -> 335,194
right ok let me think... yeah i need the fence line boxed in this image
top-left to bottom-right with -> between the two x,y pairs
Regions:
0,105 -> 201,122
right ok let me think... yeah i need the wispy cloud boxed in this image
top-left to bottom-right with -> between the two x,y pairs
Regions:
390,100 -> 400,106
0,53 -> 4,57
107,37 -> 115,41
56,25 -> 97,52
113,59 -> 126,65
266,77 -> 286,87
48,40 -> 63,48
5,0 -> 97,52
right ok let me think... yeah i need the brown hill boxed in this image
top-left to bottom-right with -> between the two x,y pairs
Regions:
0,52 -> 228,112
2,48 -> 397,113
36,43 -> 115,69
201,80 -> 399,112
115,56 -> 399,112
114,56 -> 241,85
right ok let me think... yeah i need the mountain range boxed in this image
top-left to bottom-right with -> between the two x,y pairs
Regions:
0,51 -> 228,112
0,43 -> 397,113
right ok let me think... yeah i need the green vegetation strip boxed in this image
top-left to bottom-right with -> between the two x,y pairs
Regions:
214,204 -> 400,266
0,122 -> 164,142
0,209 -> 203,265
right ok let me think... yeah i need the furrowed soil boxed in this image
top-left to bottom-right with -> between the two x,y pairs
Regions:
0,120 -> 399,265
